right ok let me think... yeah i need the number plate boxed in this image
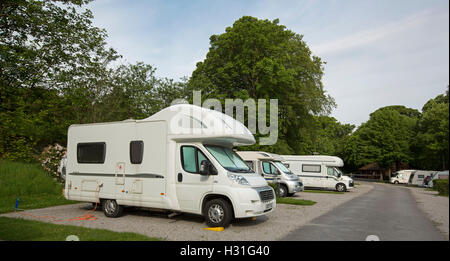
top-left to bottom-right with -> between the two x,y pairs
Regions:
265,203 -> 272,209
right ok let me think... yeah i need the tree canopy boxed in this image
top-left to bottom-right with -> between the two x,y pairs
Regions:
188,16 -> 335,154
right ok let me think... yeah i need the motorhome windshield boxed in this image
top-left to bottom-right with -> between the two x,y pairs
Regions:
205,145 -> 253,173
327,167 -> 341,177
274,161 -> 292,174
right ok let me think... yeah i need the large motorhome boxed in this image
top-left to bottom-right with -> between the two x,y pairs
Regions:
65,104 -> 275,227
236,151 -> 304,197
281,155 -> 354,192
389,170 -> 416,184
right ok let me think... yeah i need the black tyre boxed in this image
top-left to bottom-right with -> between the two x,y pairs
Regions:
204,198 -> 233,227
287,192 -> 296,197
103,199 -> 123,218
277,184 -> 288,197
394,181 -> 399,184
336,183 -> 347,192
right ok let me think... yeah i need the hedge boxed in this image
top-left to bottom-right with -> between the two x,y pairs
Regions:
433,179 -> 449,196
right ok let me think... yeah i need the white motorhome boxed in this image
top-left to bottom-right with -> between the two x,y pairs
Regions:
236,151 -> 304,197
389,170 -> 415,184
281,155 -> 354,192
65,104 -> 275,227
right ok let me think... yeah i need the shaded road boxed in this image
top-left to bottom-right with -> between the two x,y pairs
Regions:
283,183 -> 446,241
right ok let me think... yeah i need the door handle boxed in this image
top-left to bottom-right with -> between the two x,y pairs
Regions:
178,173 -> 183,182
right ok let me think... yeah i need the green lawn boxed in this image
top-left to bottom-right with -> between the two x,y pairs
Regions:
0,217 -> 161,241
276,197 -> 316,206
303,189 -> 344,195
0,160 -> 78,214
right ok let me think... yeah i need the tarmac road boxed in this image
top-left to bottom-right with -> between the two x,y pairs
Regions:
283,183 -> 446,241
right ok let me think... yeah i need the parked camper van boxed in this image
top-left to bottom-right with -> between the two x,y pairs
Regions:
236,151 -> 304,197
281,155 -> 354,192
389,170 -> 416,184
408,170 -> 435,187
64,104 -> 275,227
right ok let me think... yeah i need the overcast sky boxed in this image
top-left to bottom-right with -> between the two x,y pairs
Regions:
87,0 -> 449,126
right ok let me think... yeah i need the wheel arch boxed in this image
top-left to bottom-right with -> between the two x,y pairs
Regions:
201,193 -> 235,218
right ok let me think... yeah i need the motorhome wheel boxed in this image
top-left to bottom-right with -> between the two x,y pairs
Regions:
103,199 -> 123,218
278,184 -> 288,197
336,183 -> 346,192
204,198 -> 232,227
394,181 -> 399,184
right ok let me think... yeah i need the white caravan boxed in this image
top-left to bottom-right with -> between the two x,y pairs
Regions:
281,155 -> 354,192
65,104 -> 275,227
408,170 -> 435,187
236,151 -> 304,197
389,170 -> 416,184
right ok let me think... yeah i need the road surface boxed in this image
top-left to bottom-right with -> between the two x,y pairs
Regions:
283,183 -> 446,241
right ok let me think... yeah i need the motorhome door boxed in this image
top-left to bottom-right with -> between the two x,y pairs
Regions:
176,145 -> 215,212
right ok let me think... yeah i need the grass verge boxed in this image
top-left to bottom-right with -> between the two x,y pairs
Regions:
0,160 -> 78,214
303,189 -> 344,195
0,217 -> 161,241
276,197 -> 316,206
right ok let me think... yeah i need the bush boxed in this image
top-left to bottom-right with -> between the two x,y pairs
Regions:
433,179 -> 449,196
38,144 -> 66,183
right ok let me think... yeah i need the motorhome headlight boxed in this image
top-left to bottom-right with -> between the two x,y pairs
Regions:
227,173 -> 249,186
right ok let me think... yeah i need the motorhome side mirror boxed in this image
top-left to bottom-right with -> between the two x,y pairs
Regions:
200,160 -> 217,176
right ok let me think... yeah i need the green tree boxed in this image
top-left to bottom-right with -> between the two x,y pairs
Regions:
413,89 -> 449,170
342,107 -> 418,176
0,0 -> 120,161
188,16 -> 335,153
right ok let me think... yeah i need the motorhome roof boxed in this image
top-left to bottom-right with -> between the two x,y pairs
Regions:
142,104 -> 255,146
236,151 -> 283,161
281,155 -> 344,167
69,104 -> 255,147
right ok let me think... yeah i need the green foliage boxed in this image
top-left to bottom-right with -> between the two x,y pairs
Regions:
412,90 -> 449,170
433,179 -> 449,196
0,160 -> 77,213
342,106 -> 418,171
0,1 -> 186,161
188,16 -> 335,154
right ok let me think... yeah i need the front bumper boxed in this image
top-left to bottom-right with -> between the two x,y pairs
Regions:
233,186 -> 276,218
286,180 -> 303,193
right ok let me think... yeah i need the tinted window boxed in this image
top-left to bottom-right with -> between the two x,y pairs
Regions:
181,146 -> 197,172
181,146 -> 211,174
77,143 -> 106,164
262,161 -> 277,174
130,140 -> 144,164
302,164 -> 321,173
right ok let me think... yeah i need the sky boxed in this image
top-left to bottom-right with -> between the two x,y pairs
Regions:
87,0 -> 449,126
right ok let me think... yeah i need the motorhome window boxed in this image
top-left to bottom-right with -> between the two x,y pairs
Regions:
245,161 -> 254,170
181,146 -> 211,174
197,149 -> 208,169
418,175 -> 424,179
130,140 -> 144,164
327,167 -> 339,177
274,161 -> 292,174
77,142 -> 106,164
302,164 -> 321,173
262,161 -> 275,174
205,145 -> 251,173
181,146 -> 197,173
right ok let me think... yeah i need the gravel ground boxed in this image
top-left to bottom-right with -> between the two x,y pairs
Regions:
1,184 -> 373,241
407,186 -> 449,240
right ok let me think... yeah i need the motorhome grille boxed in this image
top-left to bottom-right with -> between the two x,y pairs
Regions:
259,189 -> 274,201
